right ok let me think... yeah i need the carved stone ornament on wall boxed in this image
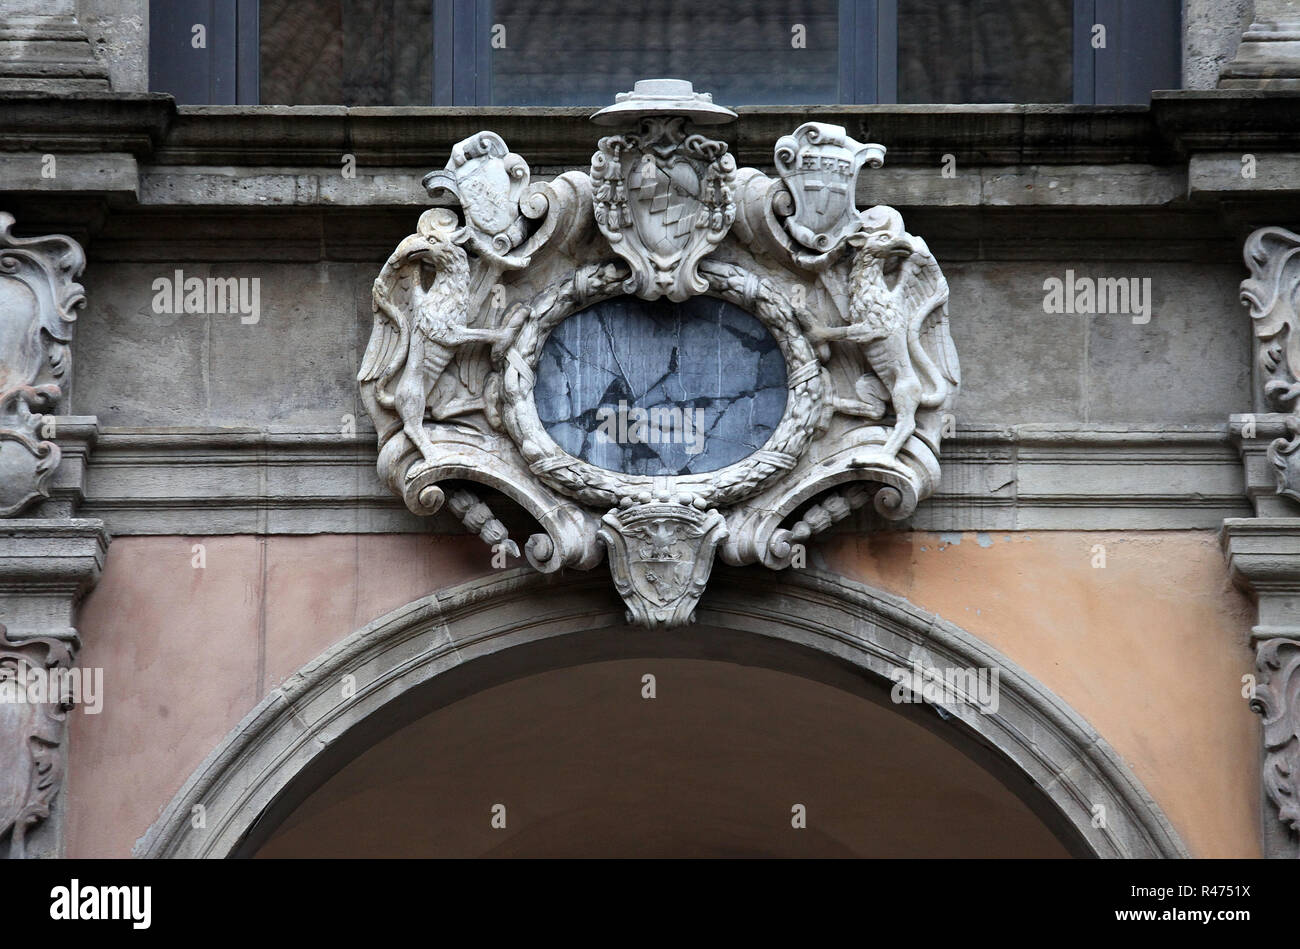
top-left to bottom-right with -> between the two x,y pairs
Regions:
0,213 -> 85,516
1250,636 -> 1300,837
359,79 -> 960,628
0,622 -> 73,859
1237,224 -> 1300,854
1243,225 -> 1300,502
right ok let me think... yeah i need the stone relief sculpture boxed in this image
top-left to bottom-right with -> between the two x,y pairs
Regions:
1242,225 -> 1300,502
359,79 -> 960,628
0,623 -> 73,859
1250,637 -> 1300,838
1238,224 -> 1300,852
0,215 -> 100,857
0,213 -> 85,516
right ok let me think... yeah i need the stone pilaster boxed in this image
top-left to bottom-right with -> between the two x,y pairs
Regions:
1220,0 -> 1300,90
1228,223 -> 1300,857
1223,519 -> 1300,859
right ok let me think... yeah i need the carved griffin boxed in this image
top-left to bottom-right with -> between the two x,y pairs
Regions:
360,207 -> 521,512
810,213 -> 957,463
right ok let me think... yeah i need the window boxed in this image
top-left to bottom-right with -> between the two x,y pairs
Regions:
897,0 -> 1074,104
259,0 -> 433,105
150,0 -> 1182,107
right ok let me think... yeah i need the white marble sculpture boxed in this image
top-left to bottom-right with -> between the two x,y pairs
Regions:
359,79 -> 960,628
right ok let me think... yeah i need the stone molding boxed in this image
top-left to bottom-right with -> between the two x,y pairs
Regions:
3,92 -> 1300,175
73,424 -> 1247,536
134,567 -> 1188,859
0,518 -> 109,643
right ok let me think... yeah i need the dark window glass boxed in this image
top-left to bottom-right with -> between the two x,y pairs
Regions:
153,0 -> 1178,106
259,0 -> 433,105
897,0 -> 1073,103
488,0 -> 839,106
534,296 -> 788,476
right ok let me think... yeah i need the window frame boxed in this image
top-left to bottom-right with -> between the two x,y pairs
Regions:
149,0 -> 1181,107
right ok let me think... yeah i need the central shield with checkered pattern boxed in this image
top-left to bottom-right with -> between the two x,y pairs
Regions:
590,118 -> 736,302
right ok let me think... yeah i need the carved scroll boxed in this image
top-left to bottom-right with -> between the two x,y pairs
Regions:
1242,226 -> 1300,502
0,623 -> 73,858
0,214 -> 85,516
1251,637 -> 1300,838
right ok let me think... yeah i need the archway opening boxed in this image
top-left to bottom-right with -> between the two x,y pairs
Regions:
254,656 -> 1070,857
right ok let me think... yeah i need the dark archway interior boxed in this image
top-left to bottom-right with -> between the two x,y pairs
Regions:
255,656 -> 1071,858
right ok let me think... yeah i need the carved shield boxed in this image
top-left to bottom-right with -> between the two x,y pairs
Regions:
591,119 -> 736,302
599,501 -> 727,628
423,132 -> 530,249
774,123 -> 885,254
626,152 -> 705,260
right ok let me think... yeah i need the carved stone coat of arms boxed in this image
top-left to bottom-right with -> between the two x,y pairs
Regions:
359,79 -> 960,628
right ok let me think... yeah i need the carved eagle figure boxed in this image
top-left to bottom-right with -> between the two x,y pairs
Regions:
360,206 -> 526,482
359,207 -> 471,475
811,216 -> 959,462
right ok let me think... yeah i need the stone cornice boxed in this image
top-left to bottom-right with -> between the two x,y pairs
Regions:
1224,517 -> 1300,593
0,91 -> 171,156
79,424 -> 1246,536
1,91 -> 1299,173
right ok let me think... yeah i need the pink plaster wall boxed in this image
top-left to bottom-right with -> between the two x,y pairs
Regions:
67,533 -> 492,858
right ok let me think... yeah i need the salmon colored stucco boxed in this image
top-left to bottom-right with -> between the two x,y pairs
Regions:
820,530 -> 1260,857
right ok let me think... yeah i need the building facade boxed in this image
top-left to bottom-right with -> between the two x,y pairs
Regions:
1,0 -> 1299,859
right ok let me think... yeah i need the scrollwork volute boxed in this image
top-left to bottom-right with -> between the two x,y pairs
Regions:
1242,226 -> 1300,502
358,79 -> 960,628
1251,637 -> 1300,837
0,214 -> 85,516
0,623 -> 73,858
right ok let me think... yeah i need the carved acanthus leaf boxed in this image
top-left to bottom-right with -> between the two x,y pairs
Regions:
0,622 -> 73,858
1251,637 -> 1300,836
1242,226 -> 1300,501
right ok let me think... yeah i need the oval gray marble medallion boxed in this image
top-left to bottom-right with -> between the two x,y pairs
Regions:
534,295 -> 788,475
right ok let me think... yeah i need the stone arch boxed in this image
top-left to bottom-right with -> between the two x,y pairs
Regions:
135,567 -> 1188,858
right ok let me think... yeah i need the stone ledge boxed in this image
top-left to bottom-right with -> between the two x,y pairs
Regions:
1220,522 -> 1293,587
0,152 -> 137,196
78,424 -> 1247,535
0,517 -> 109,642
